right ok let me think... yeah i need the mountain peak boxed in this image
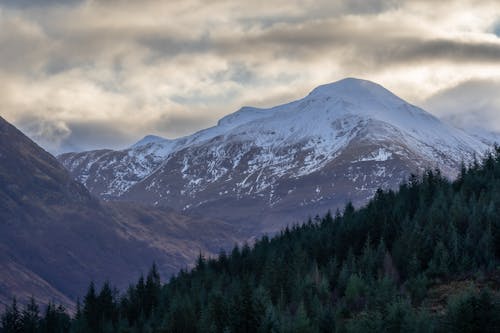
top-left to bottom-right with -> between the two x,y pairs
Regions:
308,78 -> 403,105
216,78 -> 403,130
131,135 -> 169,148
310,77 -> 382,91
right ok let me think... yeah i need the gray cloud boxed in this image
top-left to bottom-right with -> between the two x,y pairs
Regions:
494,21 -> 500,37
16,115 -> 71,151
0,15 -> 52,73
153,113 -> 218,139
383,39 -> 500,65
210,20 -> 500,68
236,0 -> 400,29
17,116 -> 138,154
59,120 -> 136,152
424,79 -> 500,132
0,0 -> 499,153
0,0 -> 82,8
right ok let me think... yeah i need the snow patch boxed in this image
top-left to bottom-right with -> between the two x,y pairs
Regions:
358,148 -> 393,162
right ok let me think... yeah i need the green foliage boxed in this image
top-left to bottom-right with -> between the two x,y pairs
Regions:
2,148 -> 500,332
442,287 -> 500,333
39,303 -> 70,333
1,299 -> 21,333
20,297 -> 39,333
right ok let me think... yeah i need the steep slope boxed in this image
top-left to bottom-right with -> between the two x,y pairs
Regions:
0,116 -> 239,309
59,78 -> 488,232
463,127 -> 500,146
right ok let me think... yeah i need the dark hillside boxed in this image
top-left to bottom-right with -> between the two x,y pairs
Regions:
4,147 -> 500,332
0,116 -> 240,311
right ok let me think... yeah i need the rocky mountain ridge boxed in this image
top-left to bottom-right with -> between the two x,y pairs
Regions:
59,78 -> 489,232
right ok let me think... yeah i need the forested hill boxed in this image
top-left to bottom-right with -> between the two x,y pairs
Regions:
3,149 -> 500,332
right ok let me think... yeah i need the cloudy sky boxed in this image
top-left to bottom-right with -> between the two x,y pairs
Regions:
1,0 -> 500,153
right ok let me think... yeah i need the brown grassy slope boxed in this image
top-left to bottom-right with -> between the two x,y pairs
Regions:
0,116 -> 242,310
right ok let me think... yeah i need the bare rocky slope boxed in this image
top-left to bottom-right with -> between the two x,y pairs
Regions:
59,78 -> 488,233
0,116 -> 240,310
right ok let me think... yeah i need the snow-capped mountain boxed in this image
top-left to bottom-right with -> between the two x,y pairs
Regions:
460,127 -> 500,146
59,78 -> 488,232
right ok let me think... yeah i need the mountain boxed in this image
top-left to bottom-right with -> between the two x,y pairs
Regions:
461,126 -> 500,146
58,78 -> 488,233
131,135 -> 170,148
8,146 -> 500,332
0,116 -> 239,309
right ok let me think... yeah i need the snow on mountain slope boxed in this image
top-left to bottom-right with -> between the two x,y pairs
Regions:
59,78 -> 488,230
58,137 -> 179,198
131,135 -> 170,148
459,126 -> 500,146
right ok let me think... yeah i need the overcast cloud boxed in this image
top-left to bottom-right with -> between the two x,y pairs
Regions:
0,0 -> 499,153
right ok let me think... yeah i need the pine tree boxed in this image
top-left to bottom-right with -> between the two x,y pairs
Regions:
145,263 -> 161,318
20,297 -> 39,333
1,298 -> 22,333
41,302 -> 57,333
445,287 -> 500,333
231,280 -> 258,333
82,282 -> 99,332
427,241 -> 450,278
98,281 -> 117,329
207,292 -> 229,333
290,302 -> 311,333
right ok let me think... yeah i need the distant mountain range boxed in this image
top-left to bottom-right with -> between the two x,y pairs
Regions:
59,78 -> 490,234
0,116 -> 240,310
